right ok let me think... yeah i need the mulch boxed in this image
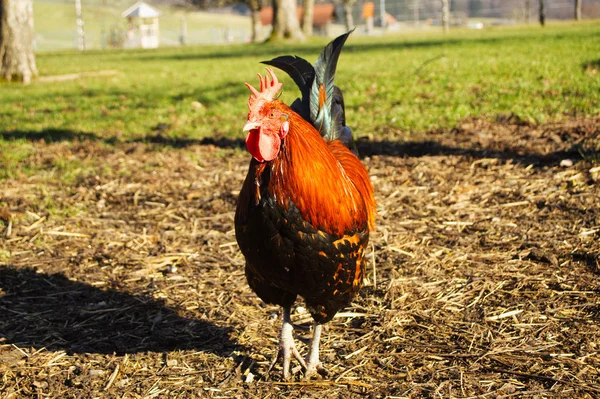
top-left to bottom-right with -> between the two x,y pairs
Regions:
1,116 -> 599,398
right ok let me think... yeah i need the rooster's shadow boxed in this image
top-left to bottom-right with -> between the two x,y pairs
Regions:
0,265 -> 240,356
2,128 -> 586,168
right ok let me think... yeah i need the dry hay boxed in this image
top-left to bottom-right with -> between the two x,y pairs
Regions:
0,117 -> 599,398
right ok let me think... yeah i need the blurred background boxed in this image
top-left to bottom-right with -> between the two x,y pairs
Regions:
34,0 -> 600,51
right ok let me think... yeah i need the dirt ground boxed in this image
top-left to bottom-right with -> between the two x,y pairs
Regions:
1,117 -> 599,398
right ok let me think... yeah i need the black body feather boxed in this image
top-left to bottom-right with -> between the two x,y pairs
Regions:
235,159 -> 368,323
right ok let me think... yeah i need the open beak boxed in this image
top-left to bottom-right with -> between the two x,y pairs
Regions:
243,121 -> 261,132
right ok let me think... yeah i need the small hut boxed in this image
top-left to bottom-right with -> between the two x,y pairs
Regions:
122,1 -> 161,49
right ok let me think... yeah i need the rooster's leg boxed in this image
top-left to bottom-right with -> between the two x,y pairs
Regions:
304,322 -> 328,379
268,306 -> 307,379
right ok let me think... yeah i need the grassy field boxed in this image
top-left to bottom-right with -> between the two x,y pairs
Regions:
1,23 -> 600,398
2,22 -> 599,178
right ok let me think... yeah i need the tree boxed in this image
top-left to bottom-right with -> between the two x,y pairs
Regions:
441,0 -> 450,33
575,0 -> 582,20
186,0 -> 264,43
301,0 -> 313,36
75,0 -> 85,51
467,0 -> 481,16
539,0 -> 545,26
270,0 -> 304,40
0,0 -> 37,84
247,0 -> 263,42
340,0 -> 357,31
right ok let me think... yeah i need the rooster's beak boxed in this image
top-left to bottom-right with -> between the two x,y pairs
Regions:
243,121 -> 261,132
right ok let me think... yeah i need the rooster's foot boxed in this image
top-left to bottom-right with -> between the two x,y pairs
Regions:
303,323 -> 329,380
268,307 -> 307,380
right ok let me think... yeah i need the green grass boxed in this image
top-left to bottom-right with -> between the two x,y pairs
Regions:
1,22 -> 599,178
0,140 -> 35,179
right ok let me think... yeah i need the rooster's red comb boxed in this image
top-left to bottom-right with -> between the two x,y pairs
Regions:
245,68 -> 282,110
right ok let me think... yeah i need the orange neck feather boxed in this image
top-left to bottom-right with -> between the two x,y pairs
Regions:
267,102 -> 375,236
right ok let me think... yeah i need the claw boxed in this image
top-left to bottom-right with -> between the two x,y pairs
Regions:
269,307 -> 307,379
267,339 -> 306,380
268,311 -> 331,380
305,362 -> 329,380
304,322 -> 325,380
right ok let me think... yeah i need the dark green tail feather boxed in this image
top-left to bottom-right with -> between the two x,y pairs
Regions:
261,55 -> 314,120
310,30 -> 353,141
261,30 -> 355,149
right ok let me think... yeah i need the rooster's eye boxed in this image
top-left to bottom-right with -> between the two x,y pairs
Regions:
269,112 -> 276,118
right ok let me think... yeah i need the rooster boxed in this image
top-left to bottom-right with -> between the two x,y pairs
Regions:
235,32 -> 375,380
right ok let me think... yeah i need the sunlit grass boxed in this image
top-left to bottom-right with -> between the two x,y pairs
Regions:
1,22 -> 599,180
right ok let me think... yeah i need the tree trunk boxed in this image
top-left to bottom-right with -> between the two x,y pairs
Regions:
179,15 -> 187,45
412,0 -> 420,25
344,2 -> 354,31
0,0 -> 37,84
75,0 -> 85,51
270,0 -> 303,41
251,9 -> 262,41
539,0 -> 545,26
301,0 -> 313,36
441,0 -> 449,33
248,0 -> 262,42
575,0 -> 582,21
524,0 -> 530,23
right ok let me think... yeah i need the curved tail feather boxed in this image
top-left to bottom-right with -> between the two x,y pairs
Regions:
310,30 -> 353,141
261,55 -> 314,120
261,30 -> 356,152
